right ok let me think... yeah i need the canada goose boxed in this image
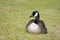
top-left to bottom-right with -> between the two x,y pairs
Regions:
26,11 -> 47,34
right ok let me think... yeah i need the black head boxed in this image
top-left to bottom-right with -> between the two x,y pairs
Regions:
30,11 -> 40,24
30,11 -> 40,19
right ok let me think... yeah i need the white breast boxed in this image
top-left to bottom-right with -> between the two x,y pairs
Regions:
27,23 -> 41,33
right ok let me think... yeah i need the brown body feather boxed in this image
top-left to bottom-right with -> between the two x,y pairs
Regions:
26,19 -> 47,34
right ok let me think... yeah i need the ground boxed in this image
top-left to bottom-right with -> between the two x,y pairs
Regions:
0,0 -> 60,40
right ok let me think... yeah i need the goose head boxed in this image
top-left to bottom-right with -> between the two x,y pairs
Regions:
29,11 -> 40,19
30,11 -> 40,24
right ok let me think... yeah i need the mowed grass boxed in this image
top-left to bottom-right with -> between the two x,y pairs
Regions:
0,0 -> 60,40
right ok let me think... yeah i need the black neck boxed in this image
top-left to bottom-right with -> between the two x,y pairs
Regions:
34,14 -> 40,24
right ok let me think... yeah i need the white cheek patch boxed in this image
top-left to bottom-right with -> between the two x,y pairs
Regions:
34,12 -> 38,17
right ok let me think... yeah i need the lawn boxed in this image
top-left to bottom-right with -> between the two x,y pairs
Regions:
0,0 -> 60,40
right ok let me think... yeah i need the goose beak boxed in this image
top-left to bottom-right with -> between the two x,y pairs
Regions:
29,15 -> 33,18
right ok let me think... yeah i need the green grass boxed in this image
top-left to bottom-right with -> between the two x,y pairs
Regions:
0,0 -> 60,40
